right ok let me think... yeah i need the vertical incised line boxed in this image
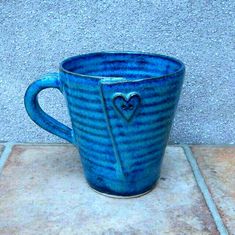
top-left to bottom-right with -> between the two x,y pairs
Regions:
98,82 -> 125,180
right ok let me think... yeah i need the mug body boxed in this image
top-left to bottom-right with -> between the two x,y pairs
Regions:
59,52 -> 185,197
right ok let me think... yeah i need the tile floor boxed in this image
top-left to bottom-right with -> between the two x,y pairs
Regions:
0,143 -> 234,235
191,146 -> 235,235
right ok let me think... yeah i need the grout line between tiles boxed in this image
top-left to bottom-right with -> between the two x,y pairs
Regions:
0,142 -> 15,174
2,142 -> 235,146
1,142 -> 234,147
189,144 -> 235,147
1,142 -> 72,146
182,145 -> 229,235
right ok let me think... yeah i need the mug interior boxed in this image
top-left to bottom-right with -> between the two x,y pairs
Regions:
61,52 -> 184,79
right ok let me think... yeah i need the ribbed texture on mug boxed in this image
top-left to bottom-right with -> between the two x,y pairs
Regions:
63,75 -> 182,181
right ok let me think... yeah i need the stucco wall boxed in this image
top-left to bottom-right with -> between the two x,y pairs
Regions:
1,0 -> 234,144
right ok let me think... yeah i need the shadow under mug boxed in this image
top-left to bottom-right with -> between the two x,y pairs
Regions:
24,52 -> 185,198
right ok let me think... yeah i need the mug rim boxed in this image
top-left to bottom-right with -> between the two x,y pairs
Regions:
59,51 -> 185,80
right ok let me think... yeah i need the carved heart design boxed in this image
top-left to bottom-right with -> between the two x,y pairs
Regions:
112,92 -> 141,122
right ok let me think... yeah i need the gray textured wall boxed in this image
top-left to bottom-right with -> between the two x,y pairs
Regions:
1,0 -> 234,144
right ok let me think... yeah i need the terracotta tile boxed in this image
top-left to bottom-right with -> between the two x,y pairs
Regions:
0,145 -> 218,235
191,146 -> 235,234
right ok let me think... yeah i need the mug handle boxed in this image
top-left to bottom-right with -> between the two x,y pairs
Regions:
24,73 -> 74,144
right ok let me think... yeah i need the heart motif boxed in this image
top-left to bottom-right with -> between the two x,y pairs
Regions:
112,92 -> 141,122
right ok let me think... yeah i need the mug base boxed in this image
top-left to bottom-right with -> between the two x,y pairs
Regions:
90,187 -> 154,199
88,182 -> 158,199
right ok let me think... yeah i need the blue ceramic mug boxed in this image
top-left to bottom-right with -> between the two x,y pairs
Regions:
24,52 -> 185,198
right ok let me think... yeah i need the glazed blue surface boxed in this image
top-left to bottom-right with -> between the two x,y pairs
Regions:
24,52 -> 185,197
